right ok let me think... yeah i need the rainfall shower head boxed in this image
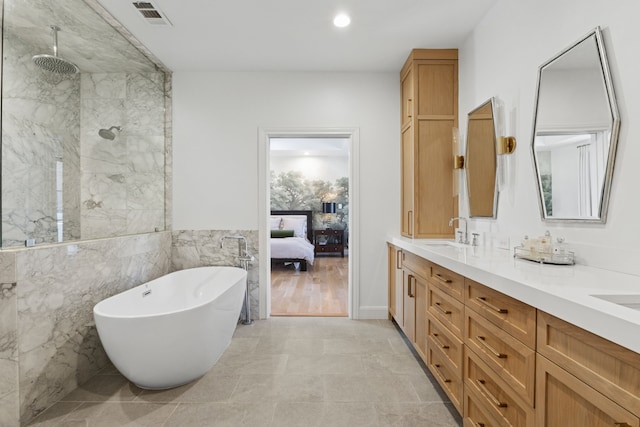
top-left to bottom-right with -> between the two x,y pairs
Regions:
98,126 -> 122,140
32,26 -> 79,75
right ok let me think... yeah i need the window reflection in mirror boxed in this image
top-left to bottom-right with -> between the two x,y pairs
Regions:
531,27 -> 620,222
466,98 -> 498,218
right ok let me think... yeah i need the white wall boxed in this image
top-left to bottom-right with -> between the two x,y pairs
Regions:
172,71 -> 399,314
460,0 -> 640,272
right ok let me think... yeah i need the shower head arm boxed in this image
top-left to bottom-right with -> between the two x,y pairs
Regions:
50,26 -> 61,57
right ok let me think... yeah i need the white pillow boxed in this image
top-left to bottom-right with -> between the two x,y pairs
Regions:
270,216 -> 282,230
282,216 -> 307,238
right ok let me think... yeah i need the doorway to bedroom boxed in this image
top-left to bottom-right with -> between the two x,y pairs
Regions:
269,137 -> 350,317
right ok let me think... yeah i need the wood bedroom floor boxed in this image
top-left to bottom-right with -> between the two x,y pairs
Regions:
270,256 -> 348,316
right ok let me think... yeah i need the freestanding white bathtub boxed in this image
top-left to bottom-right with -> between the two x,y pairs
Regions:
93,266 -> 247,389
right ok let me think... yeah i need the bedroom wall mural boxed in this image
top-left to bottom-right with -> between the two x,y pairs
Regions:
270,170 -> 349,237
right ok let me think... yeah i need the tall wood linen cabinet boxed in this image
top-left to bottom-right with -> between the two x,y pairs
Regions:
400,49 -> 458,238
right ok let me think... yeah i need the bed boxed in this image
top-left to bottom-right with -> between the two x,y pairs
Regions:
270,210 -> 314,271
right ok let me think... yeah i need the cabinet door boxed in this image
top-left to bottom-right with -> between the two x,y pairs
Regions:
414,274 -> 428,361
387,244 -> 403,323
536,355 -> 639,427
402,269 -> 416,342
401,125 -> 414,237
413,60 -> 458,239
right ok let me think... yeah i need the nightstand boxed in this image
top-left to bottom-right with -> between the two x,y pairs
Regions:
314,229 -> 344,257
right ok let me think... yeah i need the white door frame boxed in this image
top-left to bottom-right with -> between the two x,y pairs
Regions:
258,127 -> 360,319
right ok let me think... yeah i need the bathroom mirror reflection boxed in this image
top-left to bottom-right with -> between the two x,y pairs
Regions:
466,98 -> 498,218
1,0 -> 167,247
531,26 -> 620,223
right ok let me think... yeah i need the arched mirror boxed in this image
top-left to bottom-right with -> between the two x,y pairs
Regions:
466,98 -> 498,218
531,26 -> 620,223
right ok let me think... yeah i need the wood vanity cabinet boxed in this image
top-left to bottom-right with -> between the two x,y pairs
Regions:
400,49 -> 458,238
463,279 -> 536,426
401,250 -> 429,359
387,244 -> 403,324
426,262 -> 465,413
536,311 -> 640,426
388,247 -> 640,425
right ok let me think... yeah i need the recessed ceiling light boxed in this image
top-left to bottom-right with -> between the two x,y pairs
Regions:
333,13 -> 351,28
304,151 -> 310,155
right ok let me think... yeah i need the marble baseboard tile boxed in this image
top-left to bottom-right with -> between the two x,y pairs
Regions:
171,230 -> 260,320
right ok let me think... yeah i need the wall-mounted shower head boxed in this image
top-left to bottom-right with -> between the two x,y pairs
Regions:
98,126 -> 123,140
32,26 -> 79,75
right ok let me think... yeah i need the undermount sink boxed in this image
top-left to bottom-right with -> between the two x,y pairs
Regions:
418,240 -> 469,249
591,294 -> 640,311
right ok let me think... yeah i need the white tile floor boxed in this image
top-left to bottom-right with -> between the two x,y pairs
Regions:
28,318 -> 462,426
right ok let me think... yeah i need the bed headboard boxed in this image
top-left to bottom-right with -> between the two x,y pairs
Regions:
270,210 -> 313,242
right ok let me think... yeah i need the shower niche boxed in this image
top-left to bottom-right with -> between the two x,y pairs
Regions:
1,0 -> 169,247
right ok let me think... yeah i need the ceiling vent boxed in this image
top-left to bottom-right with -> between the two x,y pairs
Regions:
132,1 -> 172,26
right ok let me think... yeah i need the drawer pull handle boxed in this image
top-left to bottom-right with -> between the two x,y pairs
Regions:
476,379 -> 508,408
614,424 -> 631,427
396,249 -> 402,270
434,302 -> 451,315
432,333 -> 449,349
476,296 -> 508,314
433,273 -> 452,283
476,335 -> 507,359
407,275 -> 415,298
433,364 -> 451,383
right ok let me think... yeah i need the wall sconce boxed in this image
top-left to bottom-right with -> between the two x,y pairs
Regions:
497,136 -> 517,154
452,127 -> 464,197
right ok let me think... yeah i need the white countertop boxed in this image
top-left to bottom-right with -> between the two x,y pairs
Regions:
388,235 -> 640,354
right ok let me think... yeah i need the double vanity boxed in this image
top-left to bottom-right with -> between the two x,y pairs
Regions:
387,237 -> 640,426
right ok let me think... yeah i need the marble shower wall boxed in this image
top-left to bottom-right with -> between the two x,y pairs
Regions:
80,72 -> 166,239
11,231 -> 171,425
172,230 -> 260,320
2,0 -> 167,248
1,29 -> 81,247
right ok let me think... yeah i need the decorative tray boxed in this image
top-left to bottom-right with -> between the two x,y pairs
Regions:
513,246 -> 575,265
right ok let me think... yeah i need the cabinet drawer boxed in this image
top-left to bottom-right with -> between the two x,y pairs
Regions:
402,250 -> 430,279
536,354 -> 640,427
463,387 -> 502,427
428,284 -> 464,338
428,344 -> 463,414
428,316 -> 463,376
429,263 -> 464,302
465,308 -> 536,406
465,347 -> 534,427
465,279 -> 536,349
538,311 -> 640,415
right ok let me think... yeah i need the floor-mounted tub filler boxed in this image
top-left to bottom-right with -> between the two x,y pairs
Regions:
93,266 -> 247,389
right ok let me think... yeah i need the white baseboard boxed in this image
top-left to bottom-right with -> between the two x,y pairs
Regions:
356,306 -> 388,319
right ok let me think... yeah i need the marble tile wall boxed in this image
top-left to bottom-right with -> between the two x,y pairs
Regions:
172,230 -> 260,320
80,72 -> 166,239
1,47 -> 166,247
0,231 -> 171,426
1,27 -> 81,247
0,253 -> 18,427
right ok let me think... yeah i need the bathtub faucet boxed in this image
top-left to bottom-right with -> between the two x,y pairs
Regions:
220,235 -> 249,257
220,235 -> 254,325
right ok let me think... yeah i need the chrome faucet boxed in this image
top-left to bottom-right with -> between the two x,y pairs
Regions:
220,235 -> 254,325
448,217 -> 469,244
220,235 -> 248,257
